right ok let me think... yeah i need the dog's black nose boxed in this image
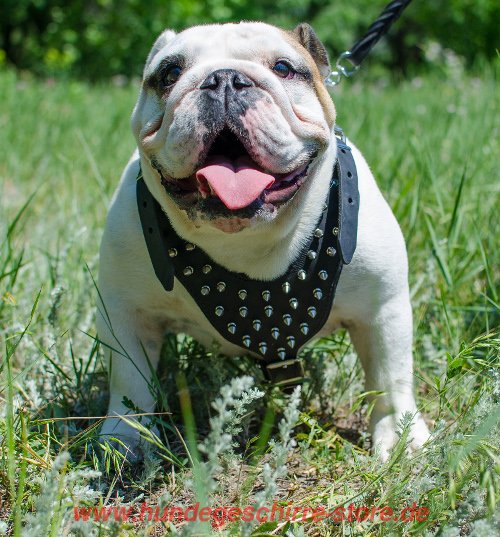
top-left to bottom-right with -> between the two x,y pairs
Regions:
200,69 -> 254,95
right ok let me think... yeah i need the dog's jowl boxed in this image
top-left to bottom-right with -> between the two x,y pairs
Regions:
97,21 -> 429,460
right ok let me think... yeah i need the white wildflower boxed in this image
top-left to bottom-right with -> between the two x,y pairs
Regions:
242,386 -> 302,537
198,375 -> 264,492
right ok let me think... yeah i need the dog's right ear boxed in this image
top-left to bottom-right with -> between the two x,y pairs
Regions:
145,29 -> 177,70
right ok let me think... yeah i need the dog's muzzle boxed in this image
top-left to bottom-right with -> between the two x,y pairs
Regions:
153,68 -> 319,213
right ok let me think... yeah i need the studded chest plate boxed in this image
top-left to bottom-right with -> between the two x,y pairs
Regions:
137,135 -> 359,386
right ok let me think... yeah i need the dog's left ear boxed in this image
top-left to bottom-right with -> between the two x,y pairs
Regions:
292,23 -> 331,79
145,29 -> 177,70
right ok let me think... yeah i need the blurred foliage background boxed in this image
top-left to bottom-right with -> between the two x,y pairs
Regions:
0,0 -> 498,81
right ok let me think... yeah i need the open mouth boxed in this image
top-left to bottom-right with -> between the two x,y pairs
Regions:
156,129 -> 312,211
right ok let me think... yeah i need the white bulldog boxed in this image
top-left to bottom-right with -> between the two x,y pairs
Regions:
97,21 -> 429,460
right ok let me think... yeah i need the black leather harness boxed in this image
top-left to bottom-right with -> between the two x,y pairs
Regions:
136,132 -> 359,388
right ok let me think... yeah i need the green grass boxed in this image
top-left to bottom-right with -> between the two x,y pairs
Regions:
0,64 -> 499,536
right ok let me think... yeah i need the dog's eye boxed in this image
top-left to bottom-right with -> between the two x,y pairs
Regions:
272,61 -> 294,79
160,65 -> 182,87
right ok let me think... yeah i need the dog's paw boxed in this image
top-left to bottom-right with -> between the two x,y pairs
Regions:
371,413 -> 430,462
99,417 -> 159,462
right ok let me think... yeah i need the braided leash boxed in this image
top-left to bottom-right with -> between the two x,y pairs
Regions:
326,0 -> 413,86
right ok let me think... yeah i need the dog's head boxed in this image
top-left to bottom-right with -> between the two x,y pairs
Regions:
132,22 -> 335,233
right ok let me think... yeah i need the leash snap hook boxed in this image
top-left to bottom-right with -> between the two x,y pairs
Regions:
325,51 -> 359,87
336,51 -> 360,77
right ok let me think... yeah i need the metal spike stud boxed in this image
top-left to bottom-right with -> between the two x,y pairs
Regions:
307,306 -> 317,318
242,335 -> 251,348
300,322 -> 309,335
262,290 -> 271,302
283,314 -> 292,326
259,342 -> 267,355
314,228 -> 323,238
286,336 -> 296,349
318,270 -> 328,280
238,289 -> 247,300
264,305 -> 273,317
253,320 -> 262,331
201,285 -> 210,295
297,270 -> 306,280
271,328 -> 280,340
168,248 -> 178,258
215,306 -> 224,316
323,203 -> 328,211
216,282 -> 226,292
313,288 -> 323,300
277,348 -> 286,360
282,282 -> 291,294
227,323 -> 236,334
185,243 -> 195,251
307,250 -> 317,260
183,266 -> 194,276
202,264 -> 212,274
332,227 -> 339,236
326,247 -> 336,256
239,306 -> 248,318
289,298 -> 299,309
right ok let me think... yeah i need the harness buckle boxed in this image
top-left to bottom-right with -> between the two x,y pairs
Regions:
264,358 -> 305,391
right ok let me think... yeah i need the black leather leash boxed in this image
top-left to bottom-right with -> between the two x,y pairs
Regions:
137,133 -> 359,388
326,0 -> 413,86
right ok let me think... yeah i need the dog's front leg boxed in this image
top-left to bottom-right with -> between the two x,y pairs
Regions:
348,293 -> 430,460
97,300 -> 164,457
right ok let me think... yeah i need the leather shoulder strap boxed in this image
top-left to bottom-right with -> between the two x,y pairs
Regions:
337,139 -> 359,264
137,175 -> 175,291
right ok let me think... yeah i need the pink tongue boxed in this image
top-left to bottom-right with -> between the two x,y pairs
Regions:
196,156 -> 275,210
